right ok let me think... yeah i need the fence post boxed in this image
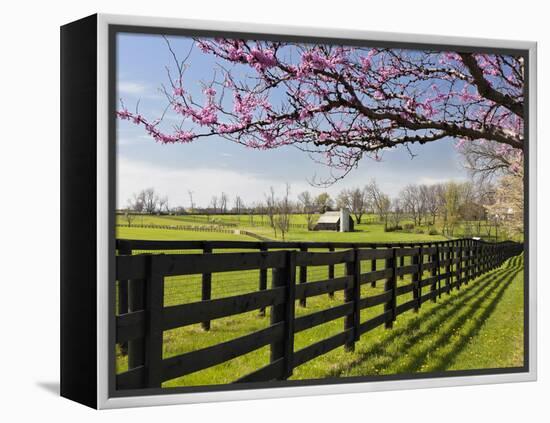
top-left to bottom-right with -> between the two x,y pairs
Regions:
344,249 -> 361,351
480,243 -> 485,274
271,252 -> 296,380
436,244 -> 442,299
328,245 -> 335,298
430,246 -> 438,302
473,241 -> 478,278
118,243 -> 131,355
399,244 -> 405,280
464,239 -> 471,285
299,245 -> 308,307
456,241 -> 462,290
144,255 -> 166,389
371,245 -> 377,287
412,247 -> 422,312
473,240 -> 478,278
384,248 -> 397,328
127,261 -> 146,372
445,241 -> 451,295
466,239 -> 472,284
259,245 -> 268,316
481,244 -> 487,274
201,243 -> 213,331
479,242 -> 484,277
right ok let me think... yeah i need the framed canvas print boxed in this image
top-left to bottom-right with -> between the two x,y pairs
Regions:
60,13 -> 537,409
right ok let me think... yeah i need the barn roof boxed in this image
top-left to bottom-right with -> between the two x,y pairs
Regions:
316,211 -> 341,224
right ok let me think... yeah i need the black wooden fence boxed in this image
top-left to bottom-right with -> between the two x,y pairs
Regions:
115,238 -> 523,390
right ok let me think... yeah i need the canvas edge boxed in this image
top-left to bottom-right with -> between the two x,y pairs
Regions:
95,13 -> 537,409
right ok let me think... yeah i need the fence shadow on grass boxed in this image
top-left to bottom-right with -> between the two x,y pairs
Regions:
327,255 -> 523,377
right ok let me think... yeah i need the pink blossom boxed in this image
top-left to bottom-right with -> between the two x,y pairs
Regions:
203,87 -> 216,97
247,48 -> 278,70
304,50 -> 332,70
116,109 -> 132,120
175,130 -> 196,142
299,108 -> 311,121
288,128 -> 305,139
173,87 -> 185,96
360,49 -> 377,70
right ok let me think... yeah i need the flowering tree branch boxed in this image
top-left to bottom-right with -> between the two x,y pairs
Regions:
117,38 -> 524,182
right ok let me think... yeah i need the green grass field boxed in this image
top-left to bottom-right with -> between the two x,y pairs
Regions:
117,214 -> 449,244
116,213 -> 507,243
115,229 -> 524,387
115,213 -> 523,387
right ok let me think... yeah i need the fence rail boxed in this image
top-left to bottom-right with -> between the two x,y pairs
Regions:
115,238 -> 523,390
116,223 -> 237,233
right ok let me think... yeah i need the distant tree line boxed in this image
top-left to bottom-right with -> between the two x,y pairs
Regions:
122,173 -> 522,240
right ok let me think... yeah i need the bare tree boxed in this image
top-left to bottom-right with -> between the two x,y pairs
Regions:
314,192 -> 333,214
210,195 -> 219,218
122,208 -> 136,226
219,192 -> 228,214
247,201 -> 257,226
366,180 -> 391,230
390,198 -> 404,228
419,184 -> 439,225
461,139 -> 521,183
401,185 -> 422,225
274,183 -> 292,240
234,196 -> 245,215
141,188 -> 159,214
157,196 -> 169,214
255,202 -> 266,226
187,190 -> 195,213
337,187 -> 369,224
265,187 -> 278,237
128,188 -> 165,214
127,192 -> 144,213
298,191 -> 316,230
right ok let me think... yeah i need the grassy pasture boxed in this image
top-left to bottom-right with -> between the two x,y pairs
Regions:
115,226 -> 524,387
116,212 -> 506,243
115,214 -> 523,387
116,214 -> 448,244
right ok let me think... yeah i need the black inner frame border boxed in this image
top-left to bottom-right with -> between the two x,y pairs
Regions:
107,23 -> 530,399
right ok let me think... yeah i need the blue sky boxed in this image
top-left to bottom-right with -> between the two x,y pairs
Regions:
116,33 -> 469,209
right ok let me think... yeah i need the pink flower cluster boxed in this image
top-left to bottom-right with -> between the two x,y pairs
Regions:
248,48 -> 278,71
116,37 -> 524,176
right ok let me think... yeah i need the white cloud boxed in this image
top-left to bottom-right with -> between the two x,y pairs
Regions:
117,81 -> 148,95
117,82 -> 165,102
418,176 -> 466,186
116,158 -> 314,208
117,137 -> 144,146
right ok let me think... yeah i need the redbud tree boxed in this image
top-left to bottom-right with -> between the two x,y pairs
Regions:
117,37 -> 524,181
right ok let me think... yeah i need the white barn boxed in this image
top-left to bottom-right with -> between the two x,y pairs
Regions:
313,209 -> 354,232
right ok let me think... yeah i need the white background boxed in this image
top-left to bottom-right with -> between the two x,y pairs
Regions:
0,0 -> 547,421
